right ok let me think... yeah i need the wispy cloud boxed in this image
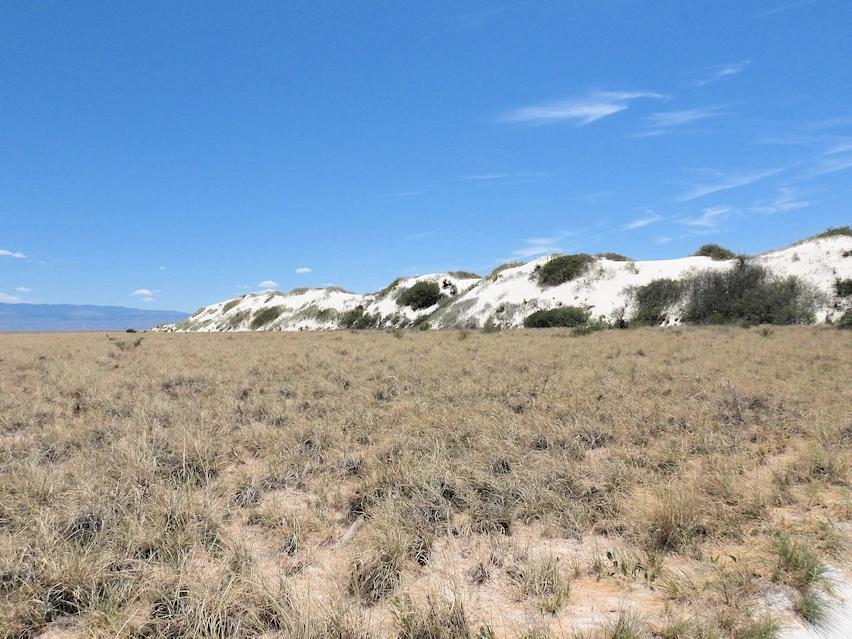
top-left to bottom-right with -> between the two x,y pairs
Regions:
680,205 -> 734,229
500,91 -> 662,126
406,231 -> 435,240
754,0 -> 822,18
258,280 -> 278,288
16,287 -> 31,292
656,236 -> 672,244
0,249 -> 26,258
140,297 -> 155,303
677,168 -> 782,202
132,288 -> 153,296
391,190 -> 426,197
622,211 -> 663,230
512,231 -> 576,258
295,267 -> 311,274
0,292 -> 23,303
751,188 -> 810,213
647,108 -> 720,128
694,61 -> 750,86
805,152 -> 852,178
159,266 -> 166,270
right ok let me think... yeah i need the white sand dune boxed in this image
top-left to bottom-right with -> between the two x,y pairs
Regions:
155,235 -> 852,332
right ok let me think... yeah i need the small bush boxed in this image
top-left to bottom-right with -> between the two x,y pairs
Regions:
340,306 -> 380,329
395,595 -> 470,639
376,277 -> 403,299
222,299 -> 240,314
448,271 -> 481,279
631,279 -> 686,326
683,262 -> 815,326
835,278 -> 852,297
487,261 -> 525,280
597,252 -> 632,261
808,225 -> 852,241
250,306 -> 285,329
397,281 -> 445,310
693,243 -> 736,261
524,307 -> 589,328
837,310 -> 852,330
533,254 -> 594,287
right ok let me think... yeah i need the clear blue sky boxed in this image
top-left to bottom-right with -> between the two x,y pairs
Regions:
2,1 -> 850,312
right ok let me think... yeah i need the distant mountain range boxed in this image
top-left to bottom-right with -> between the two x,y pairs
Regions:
156,230 -> 852,332
0,303 -> 189,332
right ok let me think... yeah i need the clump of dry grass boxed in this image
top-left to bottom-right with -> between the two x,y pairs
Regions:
0,327 -> 849,637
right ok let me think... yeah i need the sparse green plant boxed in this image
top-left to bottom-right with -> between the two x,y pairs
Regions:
107,335 -> 144,351
630,278 -> 685,326
835,278 -> 852,297
693,243 -> 736,260
448,271 -> 481,279
524,307 -> 589,328
533,253 -> 594,287
222,299 -> 241,313
396,281 -> 445,310
250,306 -> 285,329
481,318 -> 501,333
512,554 -> 570,613
771,534 -> 830,591
794,589 -> 831,627
340,306 -> 380,329
597,252 -> 633,261
487,261 -> 525,280
837,310 -> 852,329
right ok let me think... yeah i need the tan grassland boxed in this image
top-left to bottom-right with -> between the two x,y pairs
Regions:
1,327 -> 851,639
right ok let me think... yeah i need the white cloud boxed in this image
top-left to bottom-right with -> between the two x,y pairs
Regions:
512,231 -> 576,258
694,61 -> 750,86
647,109 -> 718,128
655,236 -> 672,244
805,155 -> 852,178
680,205 -> 734,228
0,292 -> 22,303
258,280 -> 278,288
295,267 -> 311,274
500,91 -> 662,126
0,249 -> 26,258
622,211 -> 663,230
140,297 -> 155,302
132,289 -> 153,296
159,266 -> 166,270
677,168 -> 782,202
751,188 -> 810,214
16,287 -> 31,292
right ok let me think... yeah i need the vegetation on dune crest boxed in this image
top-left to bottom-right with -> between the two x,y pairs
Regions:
396,281 -> 445,310
533,253 -> 595,287
250,305 -> 286,329
693,243 -> 737,261
487,261 -> 525,280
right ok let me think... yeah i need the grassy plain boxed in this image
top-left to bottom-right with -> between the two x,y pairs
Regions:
1,327 -> 851,638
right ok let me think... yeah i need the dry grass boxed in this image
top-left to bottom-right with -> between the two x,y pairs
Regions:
0,326 -> 850,638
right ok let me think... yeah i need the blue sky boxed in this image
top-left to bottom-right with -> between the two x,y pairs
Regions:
2,1 -> 850,312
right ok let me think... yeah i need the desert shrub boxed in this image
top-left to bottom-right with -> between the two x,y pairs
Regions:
396,281 -> 444,310
683,262 -> 815,326
693,243 -> 736,261
808,225 -> 852,240
596,252 -> 632,261
835,278 -> 852,297
222,299 -> 240,313
227,310 -> 250,328
287,287 -> 311,296
376,277 -> 403,299
534,254 -> 594,287
487,261 -> 525,280
448,271 -> 481,279
340,306 -> 379,329
631,279 -> 686,326
524,307 -> 589,328
837,310 -> 852,330
395,594 -> 470,639
326,285 -> 354,294
250,306 -> 285,329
